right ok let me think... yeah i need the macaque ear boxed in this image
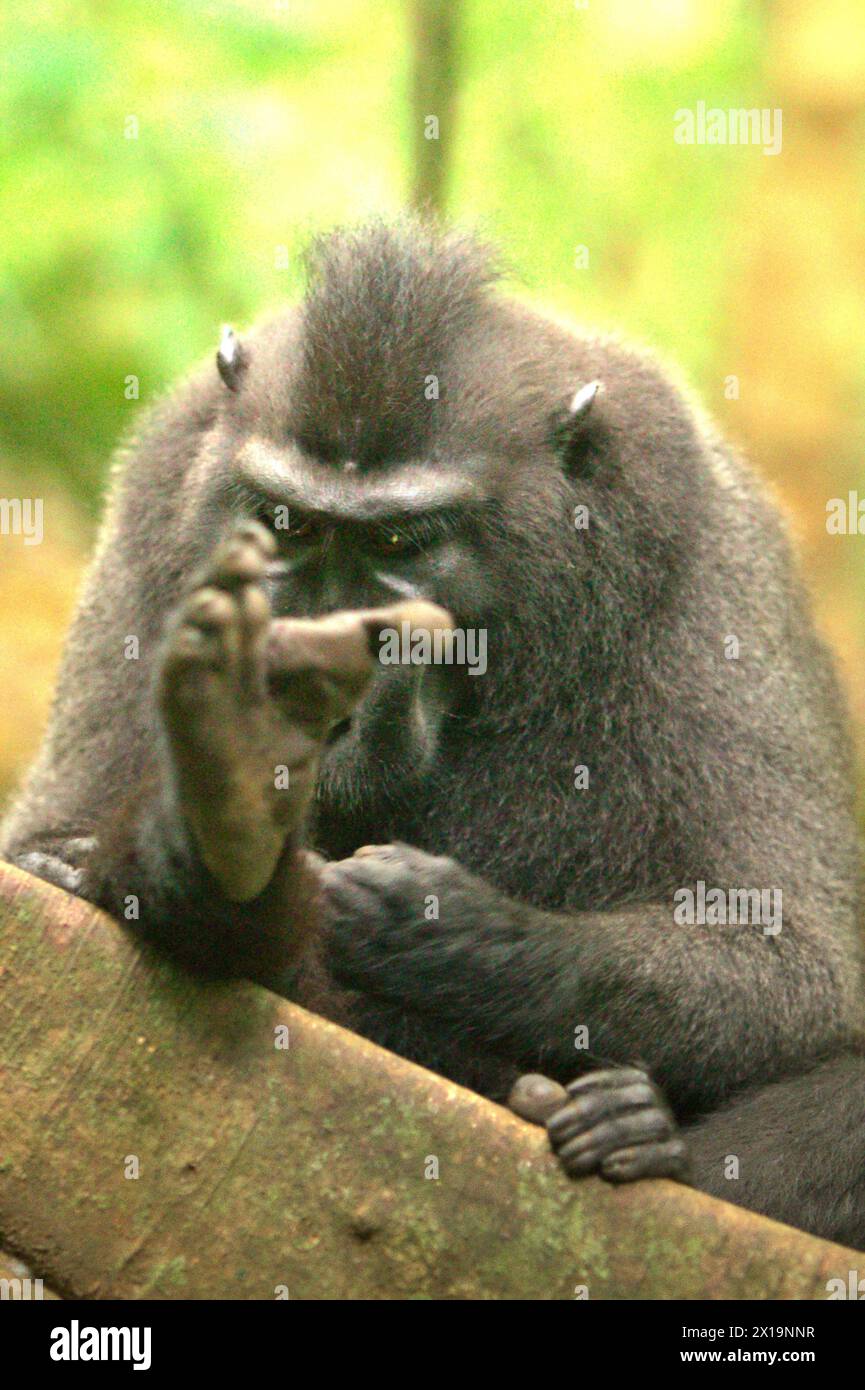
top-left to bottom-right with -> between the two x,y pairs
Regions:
550,379 -> 603,476
216,325 -> 249,391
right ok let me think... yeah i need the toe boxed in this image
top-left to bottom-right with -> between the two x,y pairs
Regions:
548,1081 -> 659,1142
508,1074 -> 570,1125
211,534 -> 269,589
600,1136 -> 689,1183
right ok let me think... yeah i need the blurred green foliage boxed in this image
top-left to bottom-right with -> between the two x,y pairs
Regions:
0,0 -> 766,510
0,0 -> 863,809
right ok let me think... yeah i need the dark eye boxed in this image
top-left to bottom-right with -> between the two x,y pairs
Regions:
256,506 -> 318,541
371,527 -> 419,556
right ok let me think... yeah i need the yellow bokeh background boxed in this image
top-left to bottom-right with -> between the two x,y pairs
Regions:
0,0 -> 863,813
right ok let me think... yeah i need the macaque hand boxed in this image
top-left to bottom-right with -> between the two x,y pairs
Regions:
158,519 -> 451,901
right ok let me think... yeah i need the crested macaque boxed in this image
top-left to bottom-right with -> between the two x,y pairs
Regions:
3,220 -> 865,1250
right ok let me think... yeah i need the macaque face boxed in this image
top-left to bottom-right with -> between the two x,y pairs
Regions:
198,423 -> 505,809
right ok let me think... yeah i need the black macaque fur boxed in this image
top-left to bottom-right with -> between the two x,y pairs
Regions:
2,219 -> 864,1248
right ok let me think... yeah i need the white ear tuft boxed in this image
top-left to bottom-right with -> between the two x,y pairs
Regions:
216,325 -> 248,391
568,379 -> 602,419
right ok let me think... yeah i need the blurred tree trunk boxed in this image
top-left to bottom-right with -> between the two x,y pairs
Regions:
409,0 -> 461,213
718,0 -> 865,761
0,860 -> 859,1299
